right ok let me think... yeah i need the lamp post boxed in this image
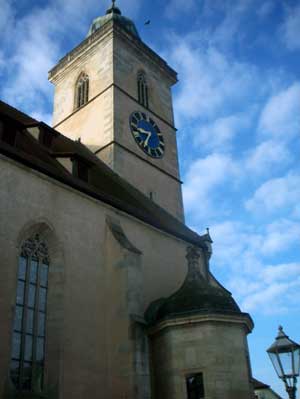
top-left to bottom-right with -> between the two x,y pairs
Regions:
267,326 -> 300,399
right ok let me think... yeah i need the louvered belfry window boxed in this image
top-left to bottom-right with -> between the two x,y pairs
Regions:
137,71 -> 149,108
10,234 -> 49,392
76,73 -> 89,109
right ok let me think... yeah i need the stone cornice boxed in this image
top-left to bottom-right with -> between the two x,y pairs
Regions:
48,19 -> 177,84
148,312 -> 254,336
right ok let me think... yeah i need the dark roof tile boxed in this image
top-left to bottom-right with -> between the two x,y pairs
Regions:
0,100 -> 207,248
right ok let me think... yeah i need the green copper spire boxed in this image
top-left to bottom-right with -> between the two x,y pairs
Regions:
87,0 -> 140,38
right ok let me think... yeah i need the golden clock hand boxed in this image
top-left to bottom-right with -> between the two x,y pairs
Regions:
137,127 -> 151,135
137,127 -> 152,146
144,132 -> 152,146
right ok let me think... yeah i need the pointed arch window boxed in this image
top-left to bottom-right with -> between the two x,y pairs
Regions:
137,71 -> 149,108
76,73 -> 89,109
10,234 -> 49,392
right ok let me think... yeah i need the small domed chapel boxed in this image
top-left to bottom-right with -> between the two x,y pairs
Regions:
0,2 -> 255,399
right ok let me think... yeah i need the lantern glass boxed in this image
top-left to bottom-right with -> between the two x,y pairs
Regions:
294,347 -> 300,376
269,347 -> 300,380
279,350 -> 294,378
268,351 -> 284,378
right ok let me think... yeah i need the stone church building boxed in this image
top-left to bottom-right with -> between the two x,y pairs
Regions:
0,2 -> 254,398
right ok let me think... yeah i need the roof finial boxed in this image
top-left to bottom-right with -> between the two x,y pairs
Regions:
106,0 -> 121,15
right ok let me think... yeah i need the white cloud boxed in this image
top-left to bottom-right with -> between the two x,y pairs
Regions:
241,281 -> 297,314
281,5 -> 300,51
0,1 -> 76,112
258,83 -> 300,140
0,0 -> 143,118
209,220 -> 264,275
207,219 -> 300,314
210,218 -> 300,269
195,112 -> 252,151
245,140 -> 291,175
262,263 -> 300,284
245,173 -> 300,214
262,219 -> 300,256
2,8 -> 59,106
183,153 -> 239,218
167,39 -> 258,125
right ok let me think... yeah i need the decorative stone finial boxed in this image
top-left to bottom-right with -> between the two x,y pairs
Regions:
186,246 -> 202,280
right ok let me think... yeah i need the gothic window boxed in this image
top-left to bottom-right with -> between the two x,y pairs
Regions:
10,234 -> 49,392
75,73 -> 89,109
186,373 -> 205,399
137,71 -> 149,108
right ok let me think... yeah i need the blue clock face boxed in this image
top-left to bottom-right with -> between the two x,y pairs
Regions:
129,111 -> 165,158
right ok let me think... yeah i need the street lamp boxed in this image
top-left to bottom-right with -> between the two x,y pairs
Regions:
267,326 -> 300,399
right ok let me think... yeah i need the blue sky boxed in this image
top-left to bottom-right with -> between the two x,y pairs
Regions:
1,0 -> 300,396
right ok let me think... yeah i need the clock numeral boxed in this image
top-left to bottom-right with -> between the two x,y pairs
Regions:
135,112 -> 142,120
131,117 -> 138,125
141,112 -> 147,120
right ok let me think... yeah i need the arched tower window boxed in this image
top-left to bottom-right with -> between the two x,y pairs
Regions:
75,73 -> 89,109
137,71 -> 149,108
10,234 -> 49,392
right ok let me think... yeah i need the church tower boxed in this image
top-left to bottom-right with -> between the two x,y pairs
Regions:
48,1 -> 184,221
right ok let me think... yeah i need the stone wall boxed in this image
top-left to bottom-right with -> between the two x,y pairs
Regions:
0,154 -> 189,399
149,316 -> 254,399
49,24 -> 184,221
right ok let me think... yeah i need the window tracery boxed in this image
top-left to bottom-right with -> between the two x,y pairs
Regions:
10,234 -> 49,393
76,73 -> 89,109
